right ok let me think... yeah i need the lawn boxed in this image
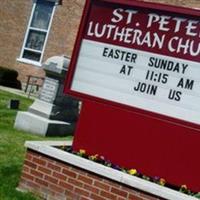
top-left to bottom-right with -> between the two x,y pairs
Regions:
0,89 -> 71,200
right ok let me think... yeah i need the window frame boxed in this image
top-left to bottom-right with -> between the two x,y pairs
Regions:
17,0 -> 56,66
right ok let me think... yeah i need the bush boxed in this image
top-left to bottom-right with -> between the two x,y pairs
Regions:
0,67 -> 22,89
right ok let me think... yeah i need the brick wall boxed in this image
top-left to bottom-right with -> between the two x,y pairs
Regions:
0,0 -> 85,83
15,0 -> 85,83
18,149 -> 162,200
0,0 -> 32,72
1,0 -> 200,83
43,0 -> 85,62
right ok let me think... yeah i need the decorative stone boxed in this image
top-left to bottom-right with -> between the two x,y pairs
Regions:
14,56 -> 79,136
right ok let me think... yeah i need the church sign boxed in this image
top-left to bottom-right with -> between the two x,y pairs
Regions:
68,0 -> 200,125
65,0 -> 200,192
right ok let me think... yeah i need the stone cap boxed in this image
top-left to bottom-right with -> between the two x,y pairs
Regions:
43,55 -> 70,75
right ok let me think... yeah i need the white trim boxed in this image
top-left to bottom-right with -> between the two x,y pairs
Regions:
24,47 -> 42,53
16,58 -> 42,67
29,27 -> 48,33
25,141 -> 199,200
18,0 -> 56,65
19,1 -> 36,59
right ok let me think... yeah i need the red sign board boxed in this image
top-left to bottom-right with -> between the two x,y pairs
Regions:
65,0 -> 200,192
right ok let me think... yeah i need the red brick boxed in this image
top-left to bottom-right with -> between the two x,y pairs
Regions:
27,151 -> 40,158
90,194 -> 106,200
22,165 -> 30,173
100,191 -> 117,199
47,162 -> 61,172
38,166 -> 52,175
117,197 -> 126,200
49,183 -> 65,193
84,184 -> 99,194
42,156 -> 56,164
62,168 -> 77,178
45,175 -> 58,184
94,180 -> 110,191
103,179 -> 121,189
30,169 -> 44,178
53,171 -> 67,181
26,180 -> 40,190
128,193 -> 143,200
78,174 -> 93,185
58,162 -> 71,169
111,187 -> 128,198
80,197 -> 91,200
24,160 -> 37,169
120,186 -> 140,195
18,179 -> 27,189
65,190 -> 80,199
25,153 -> 32,161
140,193 -> 161,200
32,157 -> 46,166
19,177 -> 27,185
40,186 -> 55,196
73,167 -> 87,175
59,180 -> 74,190
52,192 -> 66,199
74,187 -> 90,197
18,182 -> 27,190
21,172 -> 34,181
87,173 -> 103,181
68,178 -> 83,187
35,178 -> 48,187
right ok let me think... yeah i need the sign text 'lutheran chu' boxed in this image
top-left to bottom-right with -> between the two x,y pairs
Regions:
70,3 -> 200,125
87,8 -> 200,57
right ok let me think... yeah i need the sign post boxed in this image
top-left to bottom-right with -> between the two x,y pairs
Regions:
65,0 -> 200,192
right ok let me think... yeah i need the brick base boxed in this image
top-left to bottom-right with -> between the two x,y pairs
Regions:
18,149 -> 162,200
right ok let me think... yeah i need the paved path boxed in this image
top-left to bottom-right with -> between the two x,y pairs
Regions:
0,85 -> 36,99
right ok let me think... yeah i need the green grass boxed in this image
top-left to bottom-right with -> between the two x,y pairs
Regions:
0,90 -> 71,200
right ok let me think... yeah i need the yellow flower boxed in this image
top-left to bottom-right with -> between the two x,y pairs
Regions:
181,185 -> 187,190
89,154 -> 98,161
159,178 -> 166,186
79,149 -> 86,155
179,184 -> 188,193
128,169 -> 137,175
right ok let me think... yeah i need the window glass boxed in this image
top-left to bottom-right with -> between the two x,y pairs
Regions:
20,0 -> 55,63
23,50 -> 41,62
25,30 -> 46,51
31,0 -> 54,30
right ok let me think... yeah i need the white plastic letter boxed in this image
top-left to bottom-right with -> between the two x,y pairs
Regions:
147,13 -> 160,28
124,9 -> 138,24
111,8 -> 124,23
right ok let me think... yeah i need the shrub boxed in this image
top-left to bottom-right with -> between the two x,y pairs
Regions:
0,67 -> 22,89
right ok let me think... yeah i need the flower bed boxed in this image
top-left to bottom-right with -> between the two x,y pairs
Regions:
64,147 -> 200,199
18,141 -> 200,200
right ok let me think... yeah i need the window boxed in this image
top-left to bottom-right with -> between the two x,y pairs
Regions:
19,0 -> 56,65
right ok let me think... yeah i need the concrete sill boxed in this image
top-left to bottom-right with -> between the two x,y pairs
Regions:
17,58 -> 42,67
25,141 -> 198,200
